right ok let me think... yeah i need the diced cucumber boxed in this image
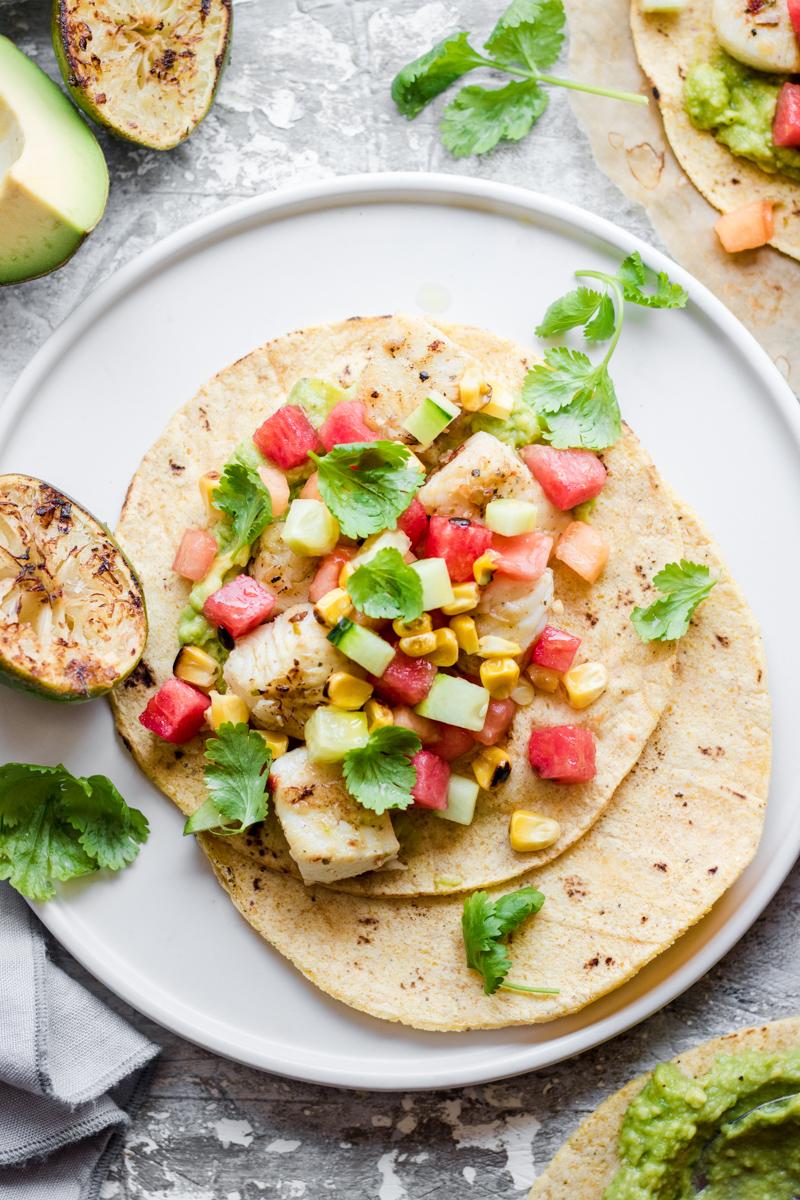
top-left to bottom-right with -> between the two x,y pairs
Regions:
305,706 -> 369,763
328,618 -> 396,676
434,774 -> 479,825
288,377 -> 351,426
283,499 -> 340,556
415,674 -> 489,732
485,498 -> 538,536
351,528 -> 411,568
410,558 -> 455,611
402,392 -> 460,448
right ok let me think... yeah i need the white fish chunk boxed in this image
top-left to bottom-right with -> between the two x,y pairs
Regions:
271,748 -> 400,884
712,0 -> 800,72
475,569 -> 554,648
250,523 -> 317,612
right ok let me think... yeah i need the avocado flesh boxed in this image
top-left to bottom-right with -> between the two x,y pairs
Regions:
0,36 -> 107,284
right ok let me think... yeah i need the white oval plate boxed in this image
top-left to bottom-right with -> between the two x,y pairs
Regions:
2,175 -> 799,1090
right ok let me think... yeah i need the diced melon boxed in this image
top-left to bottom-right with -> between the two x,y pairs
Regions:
415,673 -> 490,732
410,558 -> 455,610
434,774 -> 479,825
304,706 -> 369,763
283,499 -> 340,556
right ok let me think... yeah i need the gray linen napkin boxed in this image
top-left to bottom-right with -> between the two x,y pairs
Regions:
0,884 -> 160,1199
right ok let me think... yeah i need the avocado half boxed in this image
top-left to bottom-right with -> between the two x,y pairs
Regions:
0,36 -> 108,285
0,474 -> 148,701
53,0 -> 232,151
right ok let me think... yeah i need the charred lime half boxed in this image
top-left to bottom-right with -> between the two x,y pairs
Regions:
0,474 -> 147,701
52,0 -> 232,151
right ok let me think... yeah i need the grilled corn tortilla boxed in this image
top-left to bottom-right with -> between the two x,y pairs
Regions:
527,1017 -> 799,1198
111,316 -> 682,897
630,0 -> 800,260
201,507 -> 770,1029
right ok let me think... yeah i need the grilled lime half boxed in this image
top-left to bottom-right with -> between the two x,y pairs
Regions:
52,0 -> 232,151
0,474 -> 147,701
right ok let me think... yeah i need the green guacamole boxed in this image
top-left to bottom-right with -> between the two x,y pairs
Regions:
684,53 -> 800,182
604,1050 -> 800,1199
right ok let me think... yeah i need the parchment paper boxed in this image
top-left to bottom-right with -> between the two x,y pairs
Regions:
564,0 -> 799,392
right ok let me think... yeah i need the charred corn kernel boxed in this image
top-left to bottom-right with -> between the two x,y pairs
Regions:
398,631 -> 438,657
473,746 -> 512,790
478,635 -> 522,658
314,587 -> 353,626
473,552 -> 497,586
325,671 -> 374,710
450,614 -> 480,655
392,613 -> 433,638
208,690 -> 250,731
199,471 -> 221,523
256,730 -> 289,760
563,661 -> 608,710
442,582 -> 479,615
459,366 -> 492,412
511,678 -> 535,706
480,657 -> 520,699
365,699 -> 393,732
338,561 -> 355,588
173,645 -> 219,692
481,384 -> 514,421
527,664 -> 561,693
509,811 -> 561,852
426,627 -> 459,667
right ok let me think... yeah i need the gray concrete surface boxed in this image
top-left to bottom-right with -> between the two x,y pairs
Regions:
1,0 -> 798,1196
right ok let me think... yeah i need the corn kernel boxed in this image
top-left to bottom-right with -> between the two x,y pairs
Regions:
314,587 -> 353,627
480,657 -> 520,700
481,384 -> 514,421
426,627 -> 459,667
392,613 -> 433,638
473,552 -> 497,586
563,661 -> 608,709
208,690 -> 250,731
198,471 -> 221,523
257,730 -> 289,759
459,366 -> 491,412
441,582 -> 480,615
325,671 -> 374,710
527,664 -> 560,693
509,811 -> 562,852
398,631 -> 438,657
338,561 -> 355,588
450,614 -> 480,656
173,644 -> 219,692
473,746 -> 512,790
478,635 -> 522,658
365,699 -> 393,732
511,678 -> 535,706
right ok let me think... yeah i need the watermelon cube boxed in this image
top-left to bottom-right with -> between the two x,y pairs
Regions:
253,405 -> 322,469
139,678 -> 210,743
531,626 -> 581,674
411,750 -> 450,810
521,445 -> 607,511
319,400 -> 381,451
203,574 -> 276,638
528,725 -> 596,783
425,515 -> 492,583
369,650 -> 436,706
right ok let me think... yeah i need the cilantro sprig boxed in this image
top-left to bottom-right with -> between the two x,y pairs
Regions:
184,723 -> 272,836
213,461 -> 273,562
462,886 -> 558,996
347,548 -> 424,622
0,763 -> 149,901
342,726 -> 421,815
525,252 -> 688,450
631,560 -> 717,643
391,0 -> 646,159
310,441 -> 424,540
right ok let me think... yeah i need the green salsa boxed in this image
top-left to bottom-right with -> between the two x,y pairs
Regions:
684,54 -> 800,182
604,1050 -> 800,1199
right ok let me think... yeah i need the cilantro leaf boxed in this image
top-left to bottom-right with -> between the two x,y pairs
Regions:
347,548 -> 424,622
311,441 -> 423,540
617,251 -> 688,309
583,293 -> 617,342
184,724 -> 271,836
0,763 -> 149,901
462,886 -> 553,995
535,369 -> 621,450
391,32 -> 485,118
631,560 -> 717,643
524,347 -> 598,412
213,461 -> 272,560
485,0 -> 565,71
441,80 -> 548,158
535,288 -> 605,339
342,726 -> 421,815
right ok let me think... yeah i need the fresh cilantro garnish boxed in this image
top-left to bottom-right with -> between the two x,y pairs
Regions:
347,548 -> 424,622
391,0 -> 646,159
462,886 -> 558,996
526,253 -> 688,450
0,764 -> 148,901
184,723 -> 272,836
213,461 -> 273,561
631,560 -> 717,643
342,726 -> 421,815
310,441 -> 424,540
